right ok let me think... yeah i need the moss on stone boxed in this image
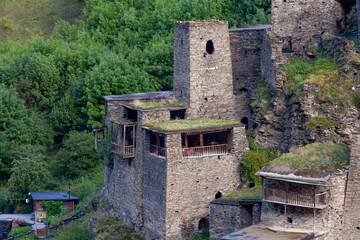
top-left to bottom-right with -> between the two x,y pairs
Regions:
264,143 -> 350,178
220,185 -> 262,201
143,118 -> 240,132
306,114 -> 339,130
282,56 -> 356,106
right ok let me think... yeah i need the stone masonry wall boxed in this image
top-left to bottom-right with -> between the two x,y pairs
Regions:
173,21 -> 237,121
271,0 -> 345,66
261,172 -> 348,239
165,126 -> 249,239
229,26 -> 270,122
343,131 -> 360,239
141,130 -> 167,240
209,202 -> 261,240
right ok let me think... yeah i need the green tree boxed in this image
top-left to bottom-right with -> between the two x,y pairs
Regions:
54,131 -> 98,179
8,147 -> 51,199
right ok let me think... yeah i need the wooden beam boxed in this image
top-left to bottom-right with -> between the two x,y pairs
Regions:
157,133 -> 161,155
184,134 -> 188,148
133,125 -> 136,147
200,133 -> 204,147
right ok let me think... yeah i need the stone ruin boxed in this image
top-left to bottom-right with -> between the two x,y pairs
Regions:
97,0 -> 360,239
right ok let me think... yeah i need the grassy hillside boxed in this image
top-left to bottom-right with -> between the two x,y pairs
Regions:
0,0 -> 85,41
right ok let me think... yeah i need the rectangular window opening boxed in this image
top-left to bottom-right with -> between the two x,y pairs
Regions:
149,132 -> 166,157
171,109 -> 186,120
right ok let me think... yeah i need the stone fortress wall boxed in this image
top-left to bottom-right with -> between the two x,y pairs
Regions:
102,0 -> 360,238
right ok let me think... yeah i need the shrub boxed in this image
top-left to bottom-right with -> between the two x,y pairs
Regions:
55,222 -> 92,240
54,131 -> 98,179
240,136 -> 278,186
190,229 -> 210,240
16,235 -> 39,240
41,201 -> 63,216
9,226 -> 32,236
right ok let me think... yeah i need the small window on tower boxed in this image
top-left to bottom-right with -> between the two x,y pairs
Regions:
206,40 -> 215,54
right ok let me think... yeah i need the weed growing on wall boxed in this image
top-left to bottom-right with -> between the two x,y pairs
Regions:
306,114 -> 339,130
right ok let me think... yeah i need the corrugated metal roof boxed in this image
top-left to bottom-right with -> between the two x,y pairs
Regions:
30,192 -> 79,201
105,91 -> 173,101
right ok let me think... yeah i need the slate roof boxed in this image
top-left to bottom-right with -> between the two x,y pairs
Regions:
104,91 -> 173,101
229,24 -> 271,32
30,192 -> 79,201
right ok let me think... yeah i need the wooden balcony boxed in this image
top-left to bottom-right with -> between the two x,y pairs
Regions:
111,143 -> 135,158
182,144 -> 229,158
150,144 -> 166,157
263,187 -> 327,209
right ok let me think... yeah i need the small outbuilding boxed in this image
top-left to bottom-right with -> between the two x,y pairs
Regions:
30,192 -> 79,213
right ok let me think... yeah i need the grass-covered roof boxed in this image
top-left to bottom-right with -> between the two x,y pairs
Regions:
143,118 -> 240,132
257,143 -> 350,181
126,100 -> 188,110
219,185 -> 262,202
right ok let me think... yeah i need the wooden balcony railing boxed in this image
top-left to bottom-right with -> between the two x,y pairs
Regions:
182,144 -> 229,158
263,187 -> 327,209
150,144 -> 166,157
111,143 -> 135,158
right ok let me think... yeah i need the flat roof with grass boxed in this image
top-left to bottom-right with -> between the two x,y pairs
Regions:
143,118 -> 241,133
125,100 -> 188,110
219,185 -> 262,202
256,143 -> 350,183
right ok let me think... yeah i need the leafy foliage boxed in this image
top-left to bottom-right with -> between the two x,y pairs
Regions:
241,130 -> 278,185
41,201 -> 63,216
9,226 -> 32,236
190,229 -> 210,240
8,146 -> 51,199
94,214 -> 145,240
55,222 -> 92,240
54,131 -> 98,179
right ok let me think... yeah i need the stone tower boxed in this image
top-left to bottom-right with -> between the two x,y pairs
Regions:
173,20 -> 236,121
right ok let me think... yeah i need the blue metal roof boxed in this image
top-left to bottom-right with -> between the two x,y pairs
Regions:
30,192 -> 79,201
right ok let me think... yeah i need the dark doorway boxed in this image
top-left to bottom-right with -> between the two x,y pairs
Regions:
241,117 -> 249,129
198,218 -> 209,231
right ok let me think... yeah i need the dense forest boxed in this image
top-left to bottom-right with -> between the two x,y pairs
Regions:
0,0 -> 271,215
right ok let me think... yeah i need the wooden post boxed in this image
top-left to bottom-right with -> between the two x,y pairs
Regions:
286,182 -> 289,204
261,177 -> 265,201
284,204 -> 287,228
313,185 -> 316,208
185,134 -> 188,148
132,125 -> 136,147
200,133 -> 204,146
157,133 -> 161,155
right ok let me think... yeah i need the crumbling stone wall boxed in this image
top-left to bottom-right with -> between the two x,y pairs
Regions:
343,131 -> 360,239
165,126 -> 248,239
209,201 -> 261,240
173,21 -> 237,121
229,26 -> 271,123
261,172 -> 348,239
271,0 -> 346,65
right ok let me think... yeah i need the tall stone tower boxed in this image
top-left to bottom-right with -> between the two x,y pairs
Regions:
173,20 -> 236,121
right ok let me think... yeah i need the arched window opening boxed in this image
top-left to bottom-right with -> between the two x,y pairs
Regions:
215,192 -> 223,199
239,88 -> 248,93
206,40 -> 215,54
241,117 -> 249,130
198,218 -> 209,231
